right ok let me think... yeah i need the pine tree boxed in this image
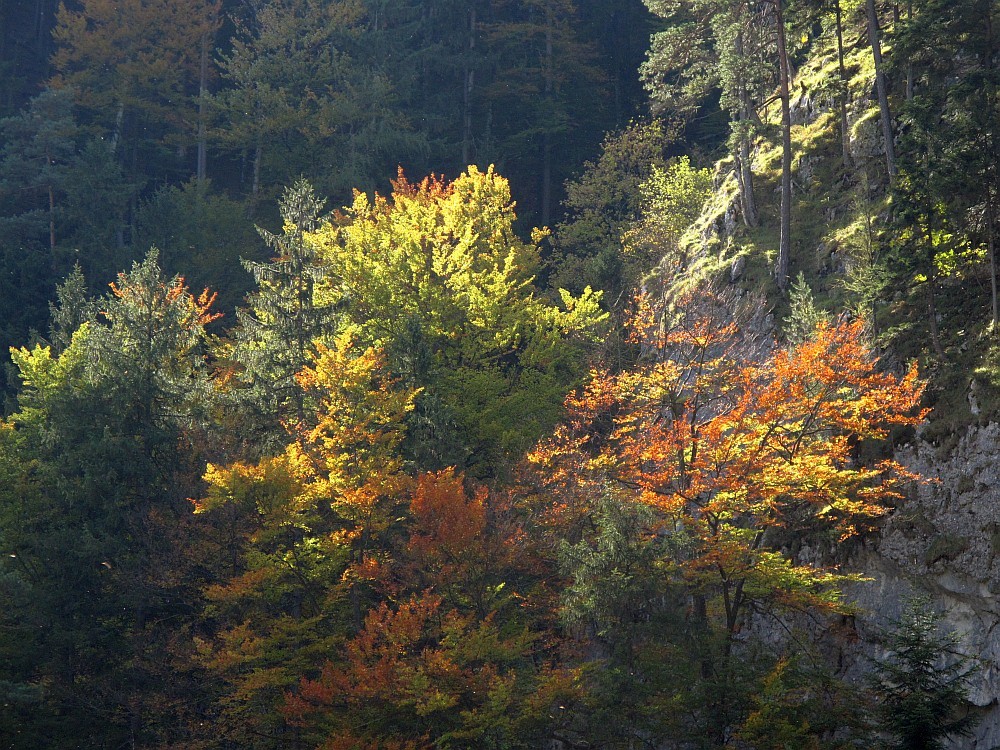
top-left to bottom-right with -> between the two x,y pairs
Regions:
211,0 -> 412,208
0,87 -> 78,256
486,0 -> 609,225
641,0 -> 770,228
50,0 -> 220,177
784,272 -> 830,347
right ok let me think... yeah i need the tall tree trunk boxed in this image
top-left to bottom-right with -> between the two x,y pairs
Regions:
735,30 -> 758,227
776,0 -> 793,292
462,6 -> 476,167
48,184 -> 56,252
922,219 -> 946,360
45,144 -> 56,253
866,0 -> 897,180
927,271 -> 945,361
34,0 -> 48,59
250,140 -> 262,218
734,128 -> 759,227
905,0 -> 914,100
989,197 -> 997,328
110,102 -> 124,155
987,9 -> 997,328
835,0 -> 853,167
196,31 -> 209,182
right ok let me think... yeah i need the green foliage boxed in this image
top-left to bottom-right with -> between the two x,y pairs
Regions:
626,154 -> 714,277
560,492 -> 663,646
549,120 -> 671,300
641,0 -> 773,168
0,86 -> 77,243
134,177 -> 263,312
738,655 -> 870,750
483,0 -> 610,224
923,535 -> 969,567
0,87 -> 132,363
225,179 -> 339,441
211,0 -> 419,205
0,87 -> 78,352
835,188 -> 892,331
50,0 -> 219,156
785,272 -> 831,347
0,250 -> 221,748
311,166 -> 606,473
47,264 -> 98,354
57,139 -> 132,275
871,597 -> 979,750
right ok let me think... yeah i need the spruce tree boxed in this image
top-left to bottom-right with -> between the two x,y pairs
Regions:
226,179 -> 338,438
872,597 -> 979,750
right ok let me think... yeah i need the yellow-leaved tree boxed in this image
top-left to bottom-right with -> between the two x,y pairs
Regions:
309,165 -> 606,474
192,331 -> 416,747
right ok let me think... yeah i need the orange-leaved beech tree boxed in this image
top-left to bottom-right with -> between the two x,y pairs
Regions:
282,470 -> 583,750
532,289 -> 926,641
405,469 -> 516,617
526,290 -> 926,743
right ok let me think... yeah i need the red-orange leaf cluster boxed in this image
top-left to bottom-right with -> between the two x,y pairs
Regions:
532,291 -> 926,632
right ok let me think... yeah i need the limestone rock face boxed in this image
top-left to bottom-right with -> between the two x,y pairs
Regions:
850,423 -> 1000,749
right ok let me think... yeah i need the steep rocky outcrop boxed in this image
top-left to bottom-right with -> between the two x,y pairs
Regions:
667,18 -> 1000,744
847,424 -> 1000,748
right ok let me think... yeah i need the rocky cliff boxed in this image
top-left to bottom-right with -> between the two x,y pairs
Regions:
846,424 -> 1000,748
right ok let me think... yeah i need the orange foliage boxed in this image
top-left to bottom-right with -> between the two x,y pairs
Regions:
320,734 -> 430,750
408,470 -> 487,569
388,167 -> 452,201
401,470 -> 535,621
532,291 -> 926,629
283,591 -> 536,746
107,271 -> 222,329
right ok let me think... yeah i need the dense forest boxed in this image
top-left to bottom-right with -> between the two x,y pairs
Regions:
1,0 -> 998,747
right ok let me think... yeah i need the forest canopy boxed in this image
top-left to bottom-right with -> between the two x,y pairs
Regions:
1,0 -> 996,747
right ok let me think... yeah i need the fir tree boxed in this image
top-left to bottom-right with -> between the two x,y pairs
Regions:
226,179 -> 338,439
872,597 -> 979,750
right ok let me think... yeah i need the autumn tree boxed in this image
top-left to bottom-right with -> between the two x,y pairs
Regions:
283,591 -> 573,750
0,251 -> 221,748
282,470 -> 581,750
193,331 -> 417,747
308,166 -> 606,474
531,289 -> 925,740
